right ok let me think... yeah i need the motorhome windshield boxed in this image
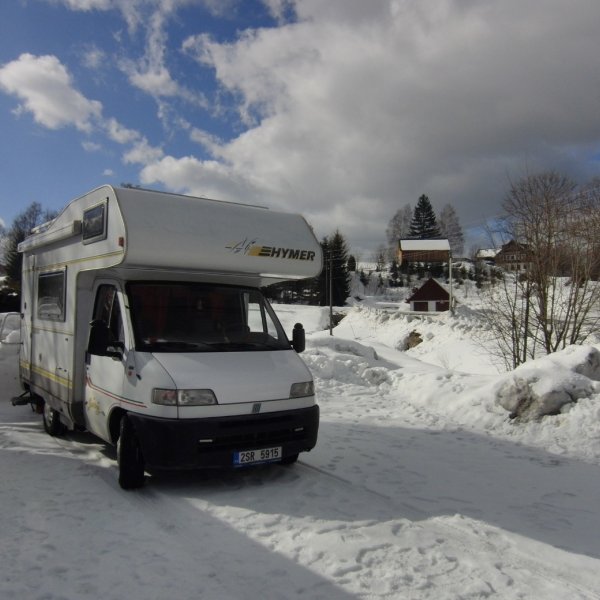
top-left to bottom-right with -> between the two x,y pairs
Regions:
127,282 -> 290,353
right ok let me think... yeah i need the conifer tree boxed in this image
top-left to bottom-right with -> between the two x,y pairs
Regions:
409,194 -> 441,239
318,230 -> 351,306
347,255 -> 357,272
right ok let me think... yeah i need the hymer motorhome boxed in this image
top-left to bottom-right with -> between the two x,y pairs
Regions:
18,186 -> 322,489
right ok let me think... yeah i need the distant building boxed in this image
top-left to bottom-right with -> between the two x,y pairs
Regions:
475,248 -> 500,264
406,278 -> 450,312
397,239 -> 451,264
495,240 -> 531,273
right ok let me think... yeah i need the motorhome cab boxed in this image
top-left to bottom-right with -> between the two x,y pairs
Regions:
18,186 -> 322,489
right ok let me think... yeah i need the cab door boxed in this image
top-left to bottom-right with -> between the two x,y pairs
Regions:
84,283 -> 126,442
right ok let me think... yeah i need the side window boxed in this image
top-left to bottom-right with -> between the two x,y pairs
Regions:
83,200 -> 108,244
38,270 -> 66,321
245,292 -> 278,338
93,285 -> 124,344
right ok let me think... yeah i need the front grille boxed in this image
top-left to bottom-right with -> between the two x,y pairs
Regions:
196,412 -> 312,452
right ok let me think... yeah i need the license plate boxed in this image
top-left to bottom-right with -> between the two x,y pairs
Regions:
233,446 -> 282,466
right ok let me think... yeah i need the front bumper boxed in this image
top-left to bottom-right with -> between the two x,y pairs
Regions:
128,405 -> 319,470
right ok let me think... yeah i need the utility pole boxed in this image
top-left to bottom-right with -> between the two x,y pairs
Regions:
449,252 -> 454,315
329,250 -> 333,335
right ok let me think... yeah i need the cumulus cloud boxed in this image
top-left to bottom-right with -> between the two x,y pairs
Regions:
0,52 -> 163,174
82,141 -> 102,152
17,0 -> 600,255
105,117 -> 142,144
0,53 -> 102,132
140,155 -> 262,200
172,0 -> 600,252
123,138 -> 164,165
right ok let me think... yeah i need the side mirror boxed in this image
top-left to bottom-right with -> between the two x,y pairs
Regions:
292,323 -> 305,353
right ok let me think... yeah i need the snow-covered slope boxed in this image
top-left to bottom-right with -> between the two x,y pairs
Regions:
2,300 -> 600,599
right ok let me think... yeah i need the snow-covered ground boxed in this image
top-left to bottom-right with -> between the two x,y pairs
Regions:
2,299 -> 600,599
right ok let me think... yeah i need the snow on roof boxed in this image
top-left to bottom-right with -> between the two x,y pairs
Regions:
476,248 -> 500,258
399,239 -> 450,251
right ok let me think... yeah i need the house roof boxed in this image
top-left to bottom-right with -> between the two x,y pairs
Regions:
407,278 -> 450,302
475,248 -> 500,259
498,239 -> 529,253
399,239 -> 450,251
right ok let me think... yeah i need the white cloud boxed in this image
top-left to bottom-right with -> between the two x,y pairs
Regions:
28,0 -> 600,256
58,0 -> 113,10
123,138 -> 164,165
127,65 -> 180,97
0,53 -> 102,132
81,46 -> 107,69
118,2 -> 207,108
105,118 -> 141,144
189,128 -> 223,155
82,141 -> 102,152
174,0 -> 600,254
258,0 -> 296,23
103,168 -> 115,176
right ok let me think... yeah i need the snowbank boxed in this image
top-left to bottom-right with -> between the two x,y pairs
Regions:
292,304 -> 600,464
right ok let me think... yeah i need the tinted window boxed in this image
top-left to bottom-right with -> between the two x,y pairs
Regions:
127,282 -> 289,353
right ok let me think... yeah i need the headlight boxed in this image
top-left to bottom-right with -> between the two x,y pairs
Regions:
179,389 -> 217,406
152,389 -> 177,406
152,389 -> 217,406
290,381 -> 314,398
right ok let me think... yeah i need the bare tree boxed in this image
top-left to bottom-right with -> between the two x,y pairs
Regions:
491,172 -> 600,366
439,204 -> 465,256
372,244 -> 387,272
386,204 -> 412,260
478,272 -> 535,370
4,202 -> 57,288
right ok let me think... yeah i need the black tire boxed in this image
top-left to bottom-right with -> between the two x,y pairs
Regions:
281,453 -> 299,465
117,416 -> 145,490
43,402 -> 66,436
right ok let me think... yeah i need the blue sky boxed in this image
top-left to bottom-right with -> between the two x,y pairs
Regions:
1,0 -> 599,258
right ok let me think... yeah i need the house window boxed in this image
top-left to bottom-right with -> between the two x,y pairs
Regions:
37,270 -> 66,321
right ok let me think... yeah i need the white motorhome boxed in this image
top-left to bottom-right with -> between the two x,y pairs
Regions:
18,185 -> 322,489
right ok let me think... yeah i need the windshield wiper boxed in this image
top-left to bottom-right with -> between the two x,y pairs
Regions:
147,340 -> 213,352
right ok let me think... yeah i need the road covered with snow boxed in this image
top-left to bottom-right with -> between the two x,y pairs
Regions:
2,303 -> 600,599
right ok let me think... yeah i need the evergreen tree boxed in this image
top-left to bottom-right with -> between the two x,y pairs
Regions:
347,255 -> 357,272
439,204 -> 465,256
359,269 -> 370,289
390,260 -> 400,286
318,230 -> 351,306
409,194 -> 441,239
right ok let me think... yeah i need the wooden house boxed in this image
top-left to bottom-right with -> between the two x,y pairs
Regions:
406,278 -> 450,312
495,240 -> 531,273
397,239 -> 451,264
